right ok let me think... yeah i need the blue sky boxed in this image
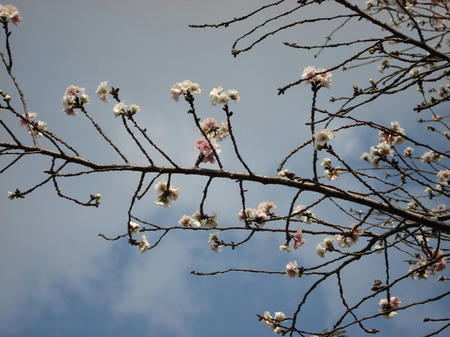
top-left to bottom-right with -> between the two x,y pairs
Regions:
1,1 -> 449,337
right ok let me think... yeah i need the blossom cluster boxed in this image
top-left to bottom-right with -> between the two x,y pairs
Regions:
126,220 -> 149,253
193,138 -> 220,164
194,117 -> 230,165
170,80 -> 201,101
301,66 -> 332,89
261,311 -> 286,334
178,211 -> 218,229
280,229 -> 306,253
154,180 -> 179,207
19,112 -> 47,137
379,296 -> 401,319
316,225 -> 363,257
61,85 -> 90,115
336,225 -> 363,248
408,250 -> 447,280
279,229 -> 305,253
378,121 -> 406,146
112,101 -> 141,118
238,201 -> 276,226
126,221 -> 150,253
169,81 -> 240,165
361,122 -> 407,167
361,143 -> 391,167
200,117 -> 229,142
316,237 -> 334,258
0,4 -> 21,24
209,86 -> 240,105
420,150 -> 442,163
95,81 -> 141,118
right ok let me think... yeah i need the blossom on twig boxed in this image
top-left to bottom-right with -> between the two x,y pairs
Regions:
154,180 -> 179,207
191,211 -> 218,228
292,229 -> 305,249
170,80 -> 201,101
286,261 -> 299,278
301,65 -> 332,88
379,296 -> 401,319
62,85 -> 89,115
0,4 -> 21,25
208,232 -> 221,252
129,221 -> 140,235
209,86 -> 240,105
314,129 -> 334,150
138,234 -> 150,253
178,215 -> 192,228
261,311 -> 286,334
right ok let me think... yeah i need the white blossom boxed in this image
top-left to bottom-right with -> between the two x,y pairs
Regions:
178,215 -> 192,228
129,221 -> 140,235
208,232 -> 221,252
113,102 -> 127,118
139,235 -> 150,253
316,243 -> 326,258
421,150 -> 442,163
314,129 -> 334,150
96,81 -> 109,102
280,242 -> 293,252
437,169 -> 449,186
130,104 -> 141,115
227,89 -> 240,102
154,180 -> 180,207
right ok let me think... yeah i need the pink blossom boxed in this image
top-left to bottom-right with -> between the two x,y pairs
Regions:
194,138 -> 219,164
65,85 -> 84,97
194,138 -> 212,155
293,229 -> 305,249
301,66 -> 332,88
62,85 -> 89,115
302,66 -> 319,83
65,107 -> 76,116
432,250 -> 447,272
203,151 -> 216,163
201,117 -> 218,129
390,296 -> 401,310
19,112 -> 37,127
200,117 -> 219,135
11,13 -> 21,24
